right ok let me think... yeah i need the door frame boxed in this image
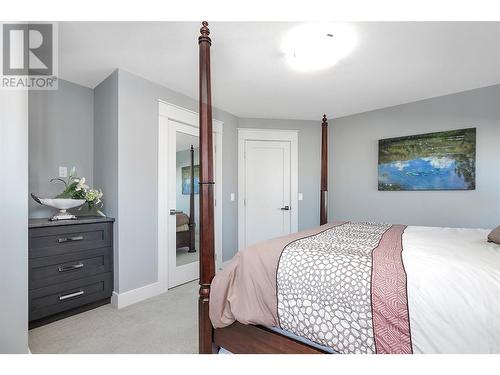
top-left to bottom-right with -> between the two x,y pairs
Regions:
158,100 -> 223,291
237,128 -> 298,251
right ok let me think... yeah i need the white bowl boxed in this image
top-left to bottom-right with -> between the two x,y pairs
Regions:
37,198 -> 86,210
31,194 -> 86,220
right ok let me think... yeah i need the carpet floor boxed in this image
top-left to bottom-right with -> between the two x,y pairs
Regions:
176,235 -> 199,266
176,248 -> 199,266
29,281 -> 199,354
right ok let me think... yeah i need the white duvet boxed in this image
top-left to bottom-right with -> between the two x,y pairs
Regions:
403,226 -> 500,354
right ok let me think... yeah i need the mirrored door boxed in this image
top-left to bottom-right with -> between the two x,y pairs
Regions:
168,121 -> 200,287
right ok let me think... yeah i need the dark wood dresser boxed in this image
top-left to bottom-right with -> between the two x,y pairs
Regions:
28,216 -> 114,328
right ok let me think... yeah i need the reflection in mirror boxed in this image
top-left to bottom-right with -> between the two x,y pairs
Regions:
175,132 -> 200,267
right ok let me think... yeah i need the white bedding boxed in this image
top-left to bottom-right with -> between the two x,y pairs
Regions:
214,224 -> 500,354
403,226 -> 500,353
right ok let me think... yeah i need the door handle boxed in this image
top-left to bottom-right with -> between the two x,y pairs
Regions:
169,209 -> 183,215
280,205 -> 290,211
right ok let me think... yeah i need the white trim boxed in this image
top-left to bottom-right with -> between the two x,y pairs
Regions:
158,100 -> 223,133
238,128 -> 299,136
158,116 -> 169,293
237,128 -> 299,251
111,281 -> 164,309
222,259 -> 233,269
158,101 -> 223,290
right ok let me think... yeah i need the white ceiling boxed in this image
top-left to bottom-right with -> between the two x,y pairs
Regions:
59,22 -> 500,120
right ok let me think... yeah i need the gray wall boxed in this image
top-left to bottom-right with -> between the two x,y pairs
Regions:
116,69 -> 239,292
29,71 -> 323,296
238,118 -> 322,231
330,85 -> 500,229
29,71 -> 499,301
115,69 -> 321,284
29,79 -> 94,218
0,90 -> 28,353
93,70 -> 120,289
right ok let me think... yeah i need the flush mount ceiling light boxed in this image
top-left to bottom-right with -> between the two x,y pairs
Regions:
281,22 -> 357,72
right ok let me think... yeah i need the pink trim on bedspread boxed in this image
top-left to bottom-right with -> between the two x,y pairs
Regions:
371,224 -> 412,354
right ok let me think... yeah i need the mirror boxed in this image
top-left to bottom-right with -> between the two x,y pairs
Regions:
175,132 -> 200,267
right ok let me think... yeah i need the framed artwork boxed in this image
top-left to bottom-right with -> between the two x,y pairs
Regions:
182,165 -> 200,195
378,128 -> 476,191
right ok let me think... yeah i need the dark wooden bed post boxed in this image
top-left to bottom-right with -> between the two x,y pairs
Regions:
196,22 -> 330,355
198,21 -> 216,354
320,114 -> 328,225
188,145 -> 196,252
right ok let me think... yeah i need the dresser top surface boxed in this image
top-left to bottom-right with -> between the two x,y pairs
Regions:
29,216 -> 115,229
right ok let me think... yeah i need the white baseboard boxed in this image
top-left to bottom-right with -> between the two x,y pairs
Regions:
222,260 -> 232,269
111,281 -> 166,309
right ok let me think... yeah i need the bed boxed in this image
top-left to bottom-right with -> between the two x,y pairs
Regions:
195,21 -> 500,354
176,212 -> 194,251
210,224 -> 500,353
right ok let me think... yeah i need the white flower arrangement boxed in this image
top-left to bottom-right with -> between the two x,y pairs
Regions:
51,167 -> 105,216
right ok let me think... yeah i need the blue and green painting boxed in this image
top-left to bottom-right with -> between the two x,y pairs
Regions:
378,128 -> 476,191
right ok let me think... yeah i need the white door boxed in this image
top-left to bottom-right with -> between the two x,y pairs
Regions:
243,140 -> 292,247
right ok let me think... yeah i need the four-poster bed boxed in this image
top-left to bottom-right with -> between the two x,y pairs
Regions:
198,21 -> 217,354
197,21 -> 330,354
196,21 -> 500,355
320,114 -> 328,226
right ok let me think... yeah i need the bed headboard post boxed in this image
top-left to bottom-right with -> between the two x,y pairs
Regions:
320,114 -> 328,225
198,21 -> 216,354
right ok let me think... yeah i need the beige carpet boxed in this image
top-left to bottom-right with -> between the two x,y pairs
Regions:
29,281 -> 199,354
176,235 -> 200,266
176,249 -> 199,266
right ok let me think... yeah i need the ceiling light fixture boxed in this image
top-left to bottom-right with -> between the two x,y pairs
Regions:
281,22 -> 357,72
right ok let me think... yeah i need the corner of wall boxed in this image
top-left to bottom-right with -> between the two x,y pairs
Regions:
0,90 -> 29,353
93,70 -> 120,293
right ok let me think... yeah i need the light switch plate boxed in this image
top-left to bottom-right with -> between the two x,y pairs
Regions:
59,166 -> 67,178
298,192 -> 303,201
230,193 -> 235,201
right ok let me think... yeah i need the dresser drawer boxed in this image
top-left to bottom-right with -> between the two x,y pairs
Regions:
29,223 -> 112,258
29,273 -> 113,322
29,247 -> 112,290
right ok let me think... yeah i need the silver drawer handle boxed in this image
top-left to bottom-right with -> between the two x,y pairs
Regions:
58,263 -> 84,272
58,236 -> 84,243
59,290 -> 84,301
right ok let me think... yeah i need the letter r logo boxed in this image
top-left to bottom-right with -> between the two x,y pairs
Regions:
2,23 -> 53,75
